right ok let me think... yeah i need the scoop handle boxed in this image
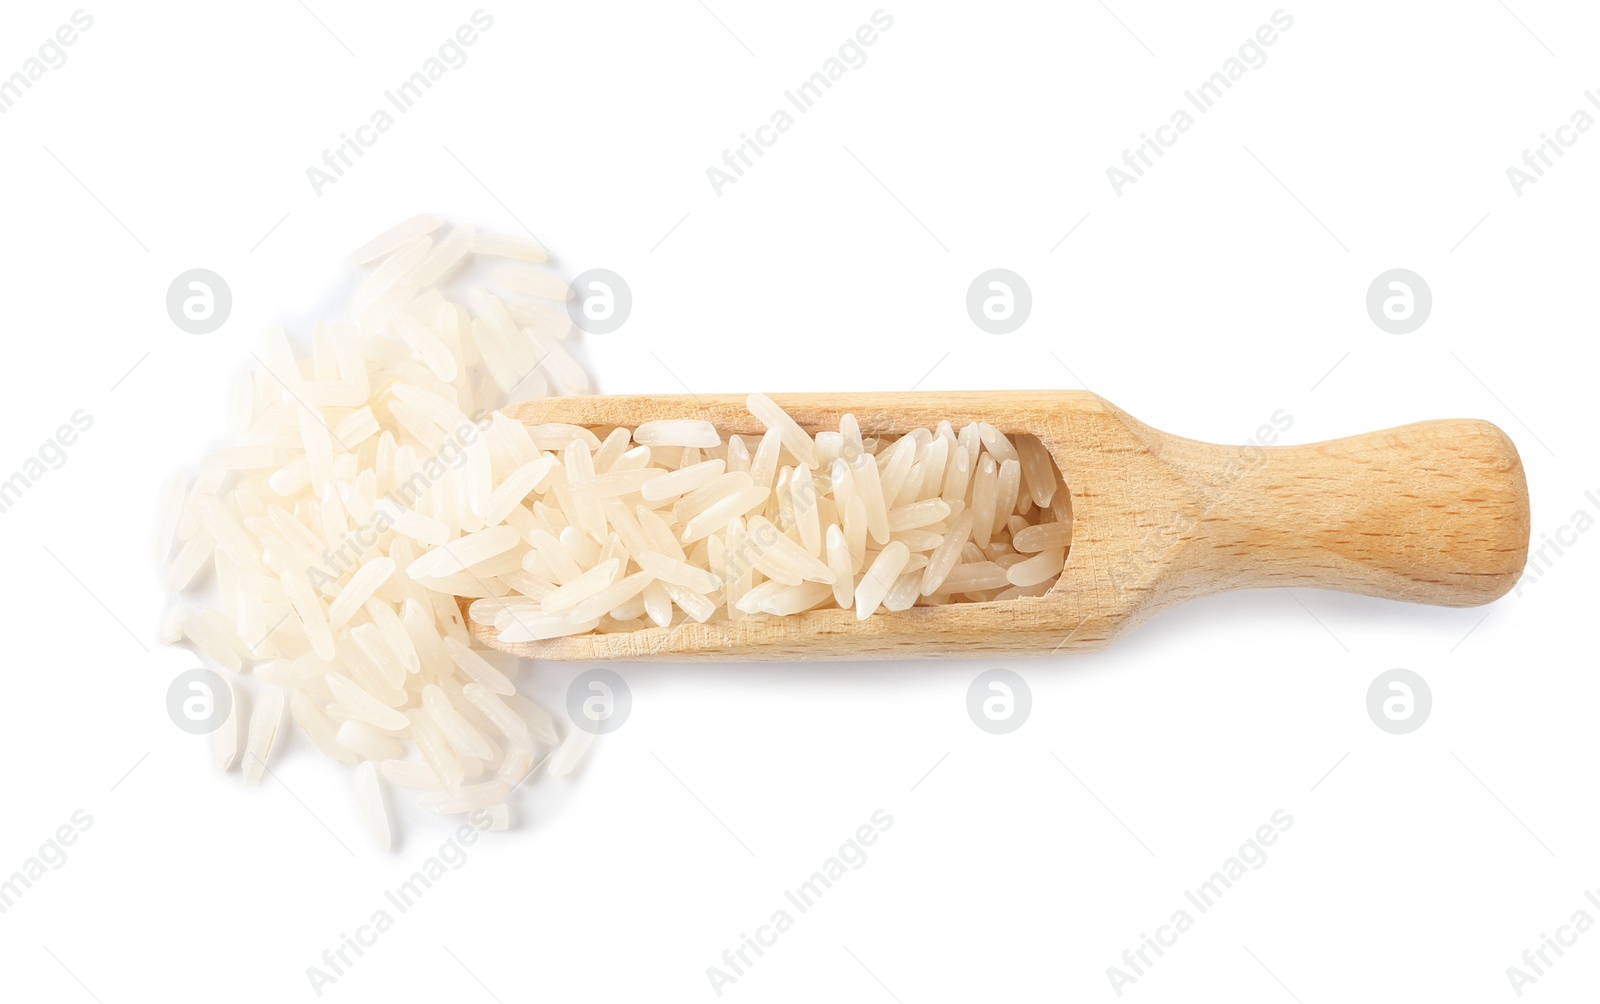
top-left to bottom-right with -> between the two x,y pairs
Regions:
1164,418 -> 1530,607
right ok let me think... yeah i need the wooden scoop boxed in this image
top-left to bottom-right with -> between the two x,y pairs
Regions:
469,391 -> 1529,661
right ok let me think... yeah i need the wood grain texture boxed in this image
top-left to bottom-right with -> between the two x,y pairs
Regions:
468,391 -> 1530,661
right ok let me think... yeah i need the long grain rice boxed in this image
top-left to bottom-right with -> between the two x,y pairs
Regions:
354,760 -> 392,850
242,687 -> 285,784
161,214 -> 1069,852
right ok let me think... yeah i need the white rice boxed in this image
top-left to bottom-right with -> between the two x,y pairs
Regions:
971,455 -> 999,550
161,214 -> 1070,851
1007,546 -> 1066,587
213,675 -> 240,771
444,636 -> 516,695
546,727 -> 593,778
418,780 -> 511,815
381,758 -> 443,790
883,570 -> 923,612
242,687 -> 285,784
747,393 -> 819,468
337,719 -> 406,762
942,561 -> 1012,593
348,213 -> 445,265
855,541 -> 911,620
291,689 -> 354,764
462,682 -> 532,749
325,673 -> 409,731
633,420 -> 722,449
471,231 -> 548,262
328,556 -> 395,629
354,760 -> 392,850
408,708 -> 465,793
491,266 -> 572,300
422,684 -> 495,761
355,235 -> 433,311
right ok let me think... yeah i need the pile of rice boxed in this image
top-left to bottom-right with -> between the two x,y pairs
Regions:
157,215 -> 1071,850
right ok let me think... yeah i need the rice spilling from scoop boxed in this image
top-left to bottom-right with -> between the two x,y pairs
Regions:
158,215 -> 1073,848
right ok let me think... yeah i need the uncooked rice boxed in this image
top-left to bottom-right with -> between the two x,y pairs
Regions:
159,215 -> 1072,850
464,393 -> 1071,642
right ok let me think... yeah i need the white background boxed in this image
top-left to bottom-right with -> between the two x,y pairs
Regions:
1,1 -> 1596,1001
